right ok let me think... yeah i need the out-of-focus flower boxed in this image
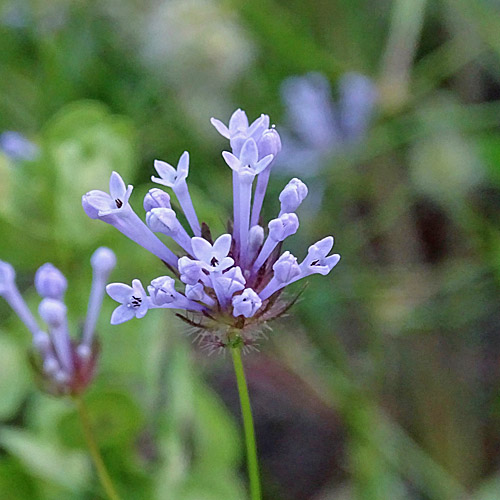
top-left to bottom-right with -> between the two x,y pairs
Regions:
277,72 -> 377,174
0,248 -> 116,395
0,131 -> 39,162
84,109 -> 340,352
139,0 -> 255,128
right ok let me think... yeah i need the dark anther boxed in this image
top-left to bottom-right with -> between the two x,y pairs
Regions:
210,257 -> 219,267
115,199 -> 123,208
310,259 -> 320,266
131,295 -> 142,307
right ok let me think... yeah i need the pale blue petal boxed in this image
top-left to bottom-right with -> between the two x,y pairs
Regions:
110,304 -> 135,325
106,283 -> 133,302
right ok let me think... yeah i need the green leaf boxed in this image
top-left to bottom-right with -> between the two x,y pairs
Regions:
57,390 -> 144,449
0,334 -> 31,420
0,427 -> 91,491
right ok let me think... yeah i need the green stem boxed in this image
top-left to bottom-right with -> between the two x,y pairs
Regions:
74,396 -> 122,500
231,347 -> 262,500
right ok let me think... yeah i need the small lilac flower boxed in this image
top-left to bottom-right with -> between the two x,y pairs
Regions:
147,276 -> 204,311
253,213 -> 299,272
211,109 -> 269,156
152,152 -> 201,236
0,249 -> 115,395
222,138 -> 273,266
178,256 -> 205,285
279,178 -> 308,216
35,263 -> 67,300
83,108 -> 340,352
232,288 -> 262,318
0,131 -> 39,162
273,251 -> 301,283
191,234 -> 234,272
259,238 -> 340,300
299,236 -> 341,277
83,171 -> 133,218
106,279 -> 149,325
83,172 -> 178,267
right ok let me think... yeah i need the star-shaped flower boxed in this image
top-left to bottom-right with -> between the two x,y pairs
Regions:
107,279 -> 149,324
152,151 -> 190,189
82,171 -> 133,219
191,234 -> 234,272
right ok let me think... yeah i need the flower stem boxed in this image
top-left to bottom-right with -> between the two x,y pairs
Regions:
74,395 -> 122,500
231,347 -> 262,500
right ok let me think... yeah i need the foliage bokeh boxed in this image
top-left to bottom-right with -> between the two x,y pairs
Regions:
1,0 -> 500,499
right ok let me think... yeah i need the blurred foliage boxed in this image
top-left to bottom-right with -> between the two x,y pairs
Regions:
1,0 -> 500,499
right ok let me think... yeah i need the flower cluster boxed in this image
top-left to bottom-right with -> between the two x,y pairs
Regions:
82,109 -> 340,351
0,248 -> 116,395
277,72 -> 377,173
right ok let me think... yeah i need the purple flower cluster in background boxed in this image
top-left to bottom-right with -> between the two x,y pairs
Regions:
0,248 -> 115,394
83,109 -> 340,351
277,72 -> 377,173
0,131 -> 39,162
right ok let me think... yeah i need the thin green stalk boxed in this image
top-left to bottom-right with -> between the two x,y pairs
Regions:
74,395 -> 122,500
231,347 -> 261,500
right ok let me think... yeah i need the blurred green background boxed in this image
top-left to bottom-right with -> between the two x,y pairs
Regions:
1,0 -> 500,499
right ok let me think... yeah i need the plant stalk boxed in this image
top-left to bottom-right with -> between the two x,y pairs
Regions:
231,347 -> 261,500
74,395 -> 122,500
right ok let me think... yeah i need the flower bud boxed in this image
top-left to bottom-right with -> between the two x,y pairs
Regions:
143,188 -> 171,212
148,276 -> 177,305
268,213 -> 299,242
249,225 -> 264,253
146,208 -> 182,235
185,283 -> 205,301
81,192 -> 102,219
90,247 -> 116,277
38,298 -> 67,328
273,252 -> 301,284
279,178 -> 308,215
43,356 -> 59,375
178,257 -> 204,285
0,260 -> 15,296
35,264 -> 67,300
232,288 -> 262,318
33,330 -> 51,352
257,128 -> 282,160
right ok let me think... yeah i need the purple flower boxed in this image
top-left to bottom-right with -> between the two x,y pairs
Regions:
277,72 -> 377,173
83,172 -> 178,267
85,108 -> 340,352
0,131 -> 39,162
106,279 -> 149,325
232,288 -> 262,318
0,248 -> 116,395
152,152 -> 201,236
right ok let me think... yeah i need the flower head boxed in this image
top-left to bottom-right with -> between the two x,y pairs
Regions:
0,248 -> 116,395
85,109 -> 340,352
